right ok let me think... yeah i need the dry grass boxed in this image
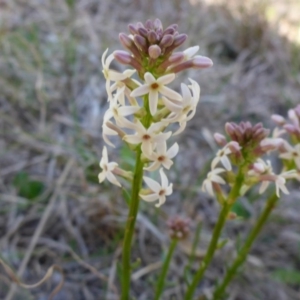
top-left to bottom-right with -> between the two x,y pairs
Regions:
0,0 -> 300,299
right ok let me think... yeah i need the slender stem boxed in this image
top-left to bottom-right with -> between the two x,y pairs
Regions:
184,202 -> 231,300
121,95 -> 152,300
121,148 -> 144,300
213,193 -> 278,300
154,239 -> 178,300
184,168 -> 245,300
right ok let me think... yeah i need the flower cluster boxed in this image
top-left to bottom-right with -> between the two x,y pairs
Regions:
202,120 -> 300,200
167,216 -> 191,240
99,19 -> 213,207
272,105 -> 300,173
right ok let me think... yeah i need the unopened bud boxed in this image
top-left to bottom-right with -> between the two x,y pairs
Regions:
134,35 -> 147,52
128,24 -> 138,35
173,33 -> 188,47
148,45 -> 161,59
159,34 -> 174,49
113,50 -> 132,64
154,18 -> 163,31
138,27 -> 148,38
163,24 -> 178,35
145,19 -> 154,29
192,56 -> 213,68
271,114 -> 286,126
227,212 -> 237,220
214,133 -> 227,146
119,33 -> 142,60
148,30 -> 158,44
227,141 -> 241,153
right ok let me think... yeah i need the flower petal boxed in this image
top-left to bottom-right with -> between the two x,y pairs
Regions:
157,73 -> 175,85
143,176 -> 161,192
149,90 -> 159,115
106,172 -> 122,187
159,168 -> 169,188
160,86 -> 182,101
130,84 -> 150,98
140,193 -> 159,202
144,72 -> 156,84
167,143 -> 179,159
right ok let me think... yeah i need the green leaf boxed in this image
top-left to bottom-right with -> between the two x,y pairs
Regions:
272,269 -> 300,285
231,201 -> 251,219
13,172 -> 44,200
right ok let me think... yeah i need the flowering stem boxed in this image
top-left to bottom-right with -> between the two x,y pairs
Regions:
184,168 -> 245,300
154,239 -> 178,300
121,95 -> 152,300
121,148 -> 144,300
213,193 -> 278,300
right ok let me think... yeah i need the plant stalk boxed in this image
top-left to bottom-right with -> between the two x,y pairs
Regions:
154,239 -> 178,300
184,168 -> 245,300
213,193 -> 278,300
121,148 -> 144,300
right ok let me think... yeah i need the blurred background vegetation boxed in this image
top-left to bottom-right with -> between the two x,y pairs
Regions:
0,0 -> 300,299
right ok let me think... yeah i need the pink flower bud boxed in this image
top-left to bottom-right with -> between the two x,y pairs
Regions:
113,50 -> 132,64
154,18 -> 163,31
119,33 -> 142,60
192,56 -> 213,68
173,33 -> 187,47
134,35 -> 147,52
138,27 -> 148,37
128,24 -> 138,35
145,19 -> 154,29
271,114 -> 286,125
148,45 -> 161,59
159,34 -> 174,48
214,133 -> 227,146
148,30 -> 158,44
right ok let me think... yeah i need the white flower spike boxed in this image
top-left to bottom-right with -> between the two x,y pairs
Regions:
140,168 -> 173,207
98,146 -> 122,187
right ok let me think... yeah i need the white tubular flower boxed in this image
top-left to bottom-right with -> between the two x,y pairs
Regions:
280,144 -> 300,169
130,72 -> 182,116
140,168 -> 173,207
102,122 -> 118,148
102,49 -> 135,99
249,159 -> 297,197
211,145 -> 232,171
144,142 -> 179,171
104,87 -> 140,128
123,120 -> 172,156
202,168 -> 226,197
165,79 -> 200,135
98,146 -> 121,187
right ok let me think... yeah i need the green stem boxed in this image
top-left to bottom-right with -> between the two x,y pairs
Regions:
154,239 -> 178,300
121,95 -> 152,300
184,168 -> 245,300
121,148 -> 144,300
213,193 -> 278,300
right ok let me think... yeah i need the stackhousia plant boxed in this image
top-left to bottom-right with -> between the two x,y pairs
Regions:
98,19 -> 300,300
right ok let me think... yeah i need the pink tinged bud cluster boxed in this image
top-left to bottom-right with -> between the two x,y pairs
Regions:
167,216 -> 191,240
115,19 -> 212,78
